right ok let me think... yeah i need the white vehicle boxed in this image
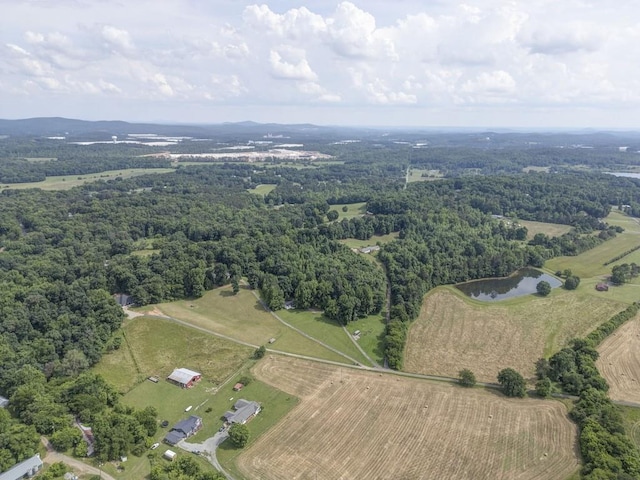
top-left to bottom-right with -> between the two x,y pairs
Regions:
150,443 -> 160,450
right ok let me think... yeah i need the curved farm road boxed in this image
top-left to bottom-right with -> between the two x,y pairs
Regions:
41,438 -> 116,480
180,432 -> 235,480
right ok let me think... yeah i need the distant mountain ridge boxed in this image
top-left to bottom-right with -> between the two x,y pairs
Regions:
0,117 -> 327,138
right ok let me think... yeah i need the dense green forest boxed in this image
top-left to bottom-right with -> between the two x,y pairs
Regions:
3,127 -> 640,475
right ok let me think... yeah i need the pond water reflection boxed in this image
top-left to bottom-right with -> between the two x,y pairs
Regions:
456,268 -> 562,302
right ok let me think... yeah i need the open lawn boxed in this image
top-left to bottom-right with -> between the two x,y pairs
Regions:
344,314 -> 386,366
247,184 -> 277,195
154,285 -> 350,363
546,232 -> 640,279
93,315 -> 252,393
517,220 -> 572,240
328,202 -> 367,220
596,314 -> 640,403
0,168 -> 175,191
275,309 -> 370,365
236,356 -> 579,480
620,406 -> 640,451
407,168 -> 444,182
339,232 -> 399,249
404,287 -> 625,382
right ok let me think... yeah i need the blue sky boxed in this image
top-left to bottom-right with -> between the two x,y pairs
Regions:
1,0 -> 639,128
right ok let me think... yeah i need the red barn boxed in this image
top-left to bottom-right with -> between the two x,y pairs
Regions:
167,368 -> 202,388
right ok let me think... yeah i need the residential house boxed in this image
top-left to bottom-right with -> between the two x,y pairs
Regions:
164,416 -> 203,445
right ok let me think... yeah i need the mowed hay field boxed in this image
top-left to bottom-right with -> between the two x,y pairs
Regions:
404,288 -> 625,382
236,356 -> 579,480
597,314 -> 640,403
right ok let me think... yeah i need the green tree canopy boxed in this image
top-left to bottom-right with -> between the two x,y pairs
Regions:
497,368 -> 526,398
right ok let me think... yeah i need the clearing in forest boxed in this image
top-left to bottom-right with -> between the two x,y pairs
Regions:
236,356 -> 579,480
597,314 -> 640,404
516,219 -> 572,240
0,168 -> 174,191
404,288 -> 624,382
152,285 -> 351,363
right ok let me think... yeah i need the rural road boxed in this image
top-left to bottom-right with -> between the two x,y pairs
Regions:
41,437 -> 116,480
180,432 -> 235,480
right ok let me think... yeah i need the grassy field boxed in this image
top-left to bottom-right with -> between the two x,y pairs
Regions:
93,315 -> 252,393
151,285 -> 350,363
620,406 -> 640,450
0,168 -> 175,191
275,309 -> 370,365
344,314 -> 386,366
404,287 -> 626,382
517,220 -> 572,240
236,356 -> 579,480
328,202 -> 367,220
407,168 -> 443,182
546,232 -> 640,279
247,184 -> 277,195
596,314 -> 640,403
339,232 -> 399,249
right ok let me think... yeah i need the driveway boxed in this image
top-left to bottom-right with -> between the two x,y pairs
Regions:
180,431 -> 235,480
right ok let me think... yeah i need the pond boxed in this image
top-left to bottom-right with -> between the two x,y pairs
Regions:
455,268 -> 562,302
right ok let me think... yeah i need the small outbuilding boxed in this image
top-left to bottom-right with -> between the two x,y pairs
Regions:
233,383 -> 244,392
0,396 -> 8,408
596,283 -> 609,292
163,450 -> 177,462
167,368 -> 202,388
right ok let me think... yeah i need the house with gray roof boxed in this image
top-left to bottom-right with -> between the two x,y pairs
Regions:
223,399 -> 261,425
0,454 -> 43,480
164,415 -> 202,445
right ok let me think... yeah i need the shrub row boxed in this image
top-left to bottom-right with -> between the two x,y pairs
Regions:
603,244 -> 640,266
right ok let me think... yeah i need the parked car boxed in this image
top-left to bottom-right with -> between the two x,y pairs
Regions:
150,443 -> 160,450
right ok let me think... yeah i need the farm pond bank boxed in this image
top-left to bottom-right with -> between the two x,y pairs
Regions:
456,268 -> 562,302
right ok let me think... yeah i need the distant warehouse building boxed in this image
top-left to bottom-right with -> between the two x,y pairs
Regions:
167,368 -> 202,388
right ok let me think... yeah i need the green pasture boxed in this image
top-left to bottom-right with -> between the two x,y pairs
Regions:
93,315 -> 252,393
407,168 -> 443,182
276,309 -> 370,365
620,406 -> 640,450
344,314 -> 386,366
0,168 -> 175,191
339,232 -> 399,249
247,184 -> 277,195
155,285 -> 350,364
546,233 -> 640,279
516,219 -> 572,240
606,210 -> 640,234
328,202 -> 367,220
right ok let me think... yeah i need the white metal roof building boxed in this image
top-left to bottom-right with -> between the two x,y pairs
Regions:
166,368 -> 202,388
0,454 -> 43,480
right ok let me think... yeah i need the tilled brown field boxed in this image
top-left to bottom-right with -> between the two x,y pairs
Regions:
597,315 -> 640,403
236,356 -> 579,480
404,289 -> 623,382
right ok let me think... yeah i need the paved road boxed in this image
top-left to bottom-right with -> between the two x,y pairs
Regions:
180,432 -> 235,480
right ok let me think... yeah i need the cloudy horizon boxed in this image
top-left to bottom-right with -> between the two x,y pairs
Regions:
1,1 -> 639,129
